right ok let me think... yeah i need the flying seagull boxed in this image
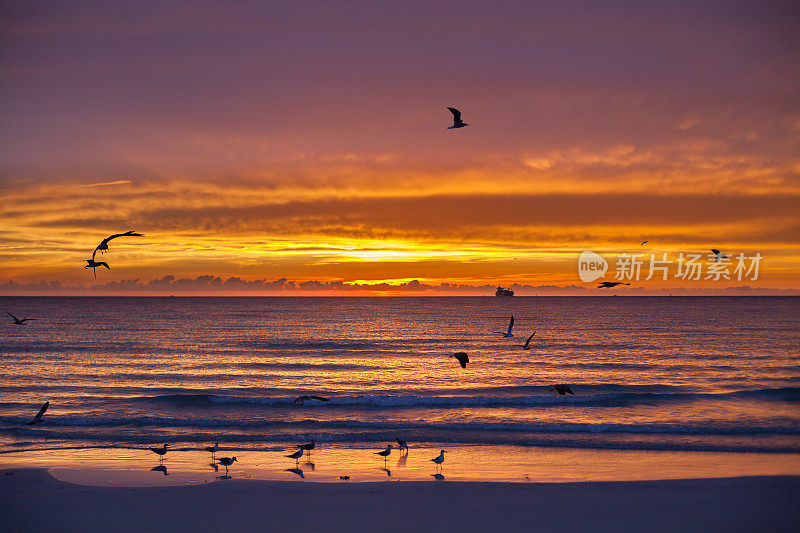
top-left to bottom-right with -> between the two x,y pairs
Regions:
431,450 -> 445,470
711,249 -> 728,262
519,332 -> 536,350
7,312 -> 37,325
27,401 -> 49,425
84,259 -> 110,278
92,230 -> 144,260
597,281 -> 629,288
552,384 -> 575,395
149,444 -> 169,461
291,395 -> 330,405
641,240 -> 648,246
451,352 -> 469,369
446,107 -> 469,129
494,315 -> 515,337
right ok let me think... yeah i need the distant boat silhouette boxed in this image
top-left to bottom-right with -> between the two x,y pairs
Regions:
495,286 -> 514,297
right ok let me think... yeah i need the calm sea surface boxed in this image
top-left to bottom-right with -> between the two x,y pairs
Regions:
1,296 -> 799,456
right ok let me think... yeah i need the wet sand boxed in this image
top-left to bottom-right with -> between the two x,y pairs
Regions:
1,468 -> 798,532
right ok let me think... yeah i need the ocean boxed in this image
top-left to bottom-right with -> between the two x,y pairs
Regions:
1,296 -> 799,483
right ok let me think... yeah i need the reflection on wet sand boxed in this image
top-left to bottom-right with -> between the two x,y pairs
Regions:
150,465 -> 169,476
285,468 -> 304,479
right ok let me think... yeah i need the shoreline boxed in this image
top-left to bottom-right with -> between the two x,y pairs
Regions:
2,468 -> 799,531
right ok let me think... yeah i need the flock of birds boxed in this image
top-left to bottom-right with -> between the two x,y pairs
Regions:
10,115 -> 732,481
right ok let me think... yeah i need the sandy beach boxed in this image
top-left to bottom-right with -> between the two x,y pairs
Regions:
1,469 -> 798,532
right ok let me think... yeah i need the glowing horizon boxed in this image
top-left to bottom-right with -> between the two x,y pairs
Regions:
1,1 -> 798,294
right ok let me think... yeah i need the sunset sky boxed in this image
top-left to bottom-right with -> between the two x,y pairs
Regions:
1,1 -> 798,294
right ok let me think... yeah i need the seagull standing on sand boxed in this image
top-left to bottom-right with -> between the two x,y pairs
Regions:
451,352 -> 469,369
286,449 -> 304,464
494,315 -> 515,337
552,384 -> 575,395
27,401 -> 49,425
711,249 -> 728,262
149,444 -> 169,462
7,312 -> 37,325
218,456 -> 237,475
205,443 -> 219,459
519,332 -> 536,350
395,438 -> 409,453
297,441 -> 315,456
446,107 -> 469,129
431,450 -> 445,471
375,444 -> 393,465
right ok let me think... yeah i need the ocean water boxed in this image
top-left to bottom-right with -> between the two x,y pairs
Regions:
1,296 -> 799,460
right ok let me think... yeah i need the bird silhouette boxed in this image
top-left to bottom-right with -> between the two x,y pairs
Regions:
431,450 -> 445,471
7,311 -> 37,325
711,249 -> 728,262
27,401 -> 49,425
451,352 -> 469,369
446,107 -> 469,129
597,281 -> 629,289
92,230 -> 144,260
552,384 -> 575,395
149,444 -> 169,462
494,315 -> 515,337
519,332 -> 536,350
291,395 -> 330,405
84,259 -> 110,278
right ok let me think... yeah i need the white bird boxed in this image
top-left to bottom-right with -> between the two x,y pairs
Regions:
149,444 -> 169,461
375,444 -> 393,464
451,352 -> 469,369
446,107 -> 469,129
711,249 -> 728,262
431,450 -> 445,470
519,332 -> 536,350
494,315 -> 514,337
7,311 -> 37,325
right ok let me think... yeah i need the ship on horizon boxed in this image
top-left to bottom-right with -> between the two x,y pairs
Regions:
495,286 -> 514,297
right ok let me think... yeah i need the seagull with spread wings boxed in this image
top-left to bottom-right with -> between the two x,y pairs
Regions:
446,107 -> 469,129
494,315 -> 515,337
519,332 -> 536,350
7,311 -> 37,325
27,401 -> 49,425
92,230 -> 144,260
84,259 -> 110,278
